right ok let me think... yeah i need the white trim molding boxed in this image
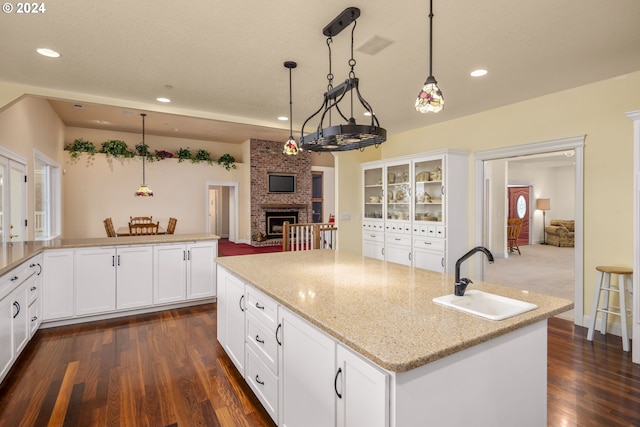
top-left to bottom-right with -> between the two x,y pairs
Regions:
626,110 -> 640,364
474,135 -> 585,327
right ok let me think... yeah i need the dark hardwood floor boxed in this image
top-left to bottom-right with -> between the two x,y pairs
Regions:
0,305 -> 638,426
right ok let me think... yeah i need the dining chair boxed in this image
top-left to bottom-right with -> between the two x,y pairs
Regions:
129,221 -> 160,235
507,218 -> 524,255
130,216 -> 153,225
103,217 -> 117,237
167,217 -> 177,234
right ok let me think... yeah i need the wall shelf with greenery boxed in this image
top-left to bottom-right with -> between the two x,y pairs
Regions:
64,138 -> 236,170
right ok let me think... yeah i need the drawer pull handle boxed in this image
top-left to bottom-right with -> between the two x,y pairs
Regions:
13,301 -> 20,318
239,295 -> 245,312
276,323 -> 282,346
255,302 -> 265,310
395,238 -> 401,241
37,263 -> 42,275
10,276 -> 19,282
255,375 -> 265,385
425,242 -> 431,245
334,367 -> 343,399
255,335 -> 265,344
30,286 -> 37,291
31,316 -> 38,322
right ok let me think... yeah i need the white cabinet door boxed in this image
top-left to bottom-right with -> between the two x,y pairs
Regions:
75,248 -> 116,316
336,344 -> 389,427
116,246 -> 153,310
217,266 -> 246,375
385,243 -> 412,266
186,241 -> 217,300
11,281 -> 29,357
154,244 -> 187,304
0,294 -> 14,381
42,250 -> 75,320
413,248 -> 444,272
363,240 -> 385,261
280,308 -> 335,427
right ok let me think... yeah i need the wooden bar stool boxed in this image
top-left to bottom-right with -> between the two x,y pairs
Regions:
586,266 -> 633,351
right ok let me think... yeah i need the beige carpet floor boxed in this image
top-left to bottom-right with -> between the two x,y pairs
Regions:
483,243 -> 575,320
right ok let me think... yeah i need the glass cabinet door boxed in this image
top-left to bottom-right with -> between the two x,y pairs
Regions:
386,162 -> 411,222
363,167 -> 384,220
413,158 -> 444,225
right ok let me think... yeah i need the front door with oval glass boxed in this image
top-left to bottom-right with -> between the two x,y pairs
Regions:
508,186 -> 530,245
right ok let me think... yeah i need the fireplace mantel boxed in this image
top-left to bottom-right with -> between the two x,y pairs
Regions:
260,204 -> 308,209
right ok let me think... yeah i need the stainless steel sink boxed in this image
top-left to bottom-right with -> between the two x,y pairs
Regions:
433,290 -> 538,320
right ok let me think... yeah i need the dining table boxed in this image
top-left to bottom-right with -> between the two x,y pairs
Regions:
116,226 -> 166,236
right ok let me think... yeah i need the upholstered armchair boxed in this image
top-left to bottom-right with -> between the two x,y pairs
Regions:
545,219 -> 575,247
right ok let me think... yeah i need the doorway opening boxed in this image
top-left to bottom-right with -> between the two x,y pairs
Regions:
206,182 -> 238,242
474,136 -> 585,326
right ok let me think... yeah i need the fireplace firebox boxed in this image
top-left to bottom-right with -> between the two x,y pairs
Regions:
265,211 -> 298,239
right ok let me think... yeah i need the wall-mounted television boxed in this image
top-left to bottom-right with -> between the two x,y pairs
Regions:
268,173 -> 296,193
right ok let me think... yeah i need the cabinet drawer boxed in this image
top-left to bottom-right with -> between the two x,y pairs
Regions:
246,311 -> 278,374
27,278 -> 39,306
245,346 -> 278,423
385,234 -> 412,246
0,263 -> 34,300
363,231 -> 384,243
246,286 -> 278,329
29,300 -> 40,336
414,237 -> 445,251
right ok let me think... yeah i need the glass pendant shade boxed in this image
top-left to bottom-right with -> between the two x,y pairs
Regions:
283,136 -> 299,155
135,184 -> 153,197
415,75 -> 444,113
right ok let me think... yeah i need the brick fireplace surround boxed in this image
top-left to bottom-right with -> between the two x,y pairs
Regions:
250,139 -> 312,245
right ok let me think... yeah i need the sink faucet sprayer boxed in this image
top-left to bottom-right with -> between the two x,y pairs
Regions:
454,246 -> 494,296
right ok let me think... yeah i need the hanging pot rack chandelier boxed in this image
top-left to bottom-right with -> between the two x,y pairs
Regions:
299,7 -> 386,152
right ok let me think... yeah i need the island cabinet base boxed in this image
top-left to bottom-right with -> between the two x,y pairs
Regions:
391,321 -> 547,427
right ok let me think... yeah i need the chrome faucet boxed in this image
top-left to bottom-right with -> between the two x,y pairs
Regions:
454,246 -> 495,296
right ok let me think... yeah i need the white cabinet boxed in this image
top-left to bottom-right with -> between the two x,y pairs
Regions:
412,236 -> 445,273
154,241 -> 217,305
0,293 -> 13,381
74,247 -> 116,316
336,344 -> 389,427
186,241 -> 217,300
27,256 -> 43,335
385,233 -> 412,266
42,249 -> 74,321
361,150 -> 468,274
116,246 -> 153,310
154,244 -> 187,304
279,307 -> 336,427
217,266 -> 246,375
0,257 -> 40,383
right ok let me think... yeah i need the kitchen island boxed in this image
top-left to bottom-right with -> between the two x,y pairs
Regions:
217,249 -> 573,427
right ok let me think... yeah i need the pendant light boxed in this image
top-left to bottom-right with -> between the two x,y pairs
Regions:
283,61 -> 299,155
415,0 -> 444,113
299,7 -> 386,152
134,113 -> 153,197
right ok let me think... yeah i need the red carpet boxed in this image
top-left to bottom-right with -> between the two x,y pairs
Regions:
218,239 -> 282,256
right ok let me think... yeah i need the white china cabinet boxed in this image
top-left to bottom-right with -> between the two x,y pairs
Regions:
362,150 -> 469,273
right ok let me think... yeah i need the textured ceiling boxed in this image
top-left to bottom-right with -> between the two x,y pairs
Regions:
1,0 -> 640,143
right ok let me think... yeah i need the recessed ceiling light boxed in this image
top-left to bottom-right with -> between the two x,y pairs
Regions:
470,69 -> 488,77
156,97 -> 171,103
36,48 -> 60,58
278,116 -> 288,121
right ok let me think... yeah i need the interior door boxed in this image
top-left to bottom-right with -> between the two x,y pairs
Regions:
0,157 -> 26,242
9,161 -> 26,242
508,186 -> 530,244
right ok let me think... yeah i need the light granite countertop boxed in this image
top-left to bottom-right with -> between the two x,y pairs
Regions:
0,233 -> 219,277
217,250 -> 573,373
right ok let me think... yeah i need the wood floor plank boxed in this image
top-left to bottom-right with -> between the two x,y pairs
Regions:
2,304 -> 638,426
48,360 -> 79,426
